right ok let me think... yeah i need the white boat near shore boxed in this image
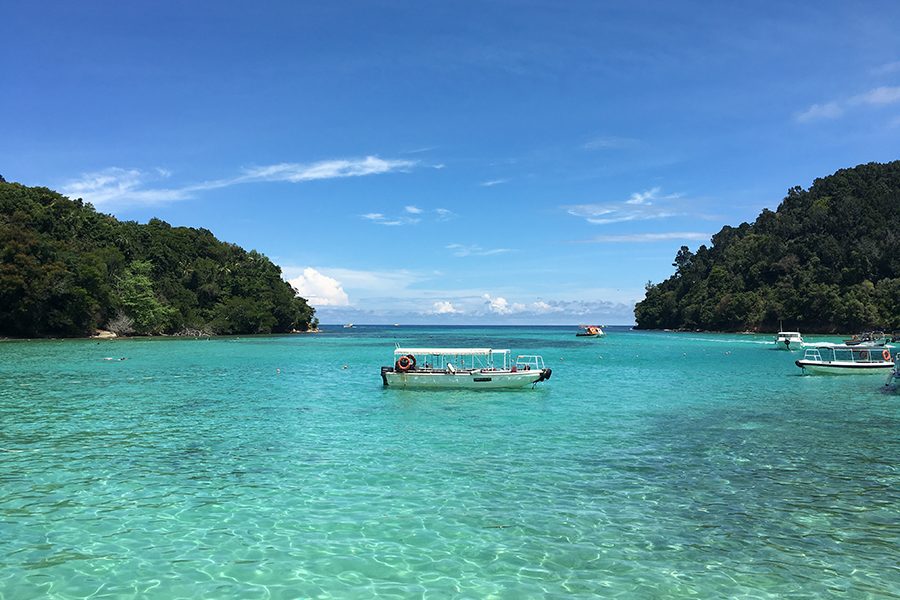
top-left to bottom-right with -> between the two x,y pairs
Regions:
381,347 -> 552,389
774,330 -> 803,350
795,343 -> 894,374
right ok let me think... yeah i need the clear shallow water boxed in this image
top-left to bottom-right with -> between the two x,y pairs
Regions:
1,326 -> 898,599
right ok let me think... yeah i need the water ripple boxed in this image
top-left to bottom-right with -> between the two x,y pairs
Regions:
1,329 -> 898,598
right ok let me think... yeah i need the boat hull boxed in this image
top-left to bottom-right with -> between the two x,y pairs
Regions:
795,360 -> 893,375
383,369 -> 550,389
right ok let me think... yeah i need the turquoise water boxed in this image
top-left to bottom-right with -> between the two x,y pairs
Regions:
1,326 -> 898,599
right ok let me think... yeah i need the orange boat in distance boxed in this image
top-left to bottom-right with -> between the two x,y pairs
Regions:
576,325 -> 605,337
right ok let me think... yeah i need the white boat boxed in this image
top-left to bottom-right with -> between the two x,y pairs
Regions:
774,331 -> 803,350
381,347 -> 552,389
343,323 -> 354,328
795,343 -> 894,374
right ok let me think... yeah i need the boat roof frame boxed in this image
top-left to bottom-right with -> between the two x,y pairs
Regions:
394,347 -> 509,356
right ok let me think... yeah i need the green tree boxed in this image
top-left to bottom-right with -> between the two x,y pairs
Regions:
115,261 -> 176,334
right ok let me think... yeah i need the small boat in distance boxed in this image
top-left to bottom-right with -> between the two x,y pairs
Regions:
381,347 -> 552,389
795,343 -> 894,374
843,331 -> 889,347
343,323 -> 354,328
576,325 -> 604,337
774,330 -> 803,350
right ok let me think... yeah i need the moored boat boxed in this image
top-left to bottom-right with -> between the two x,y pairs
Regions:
576,325 -> 604,337
774,330 -> 803,350
843,331 -> 889,347
381,347 -> 552,389
795,343 -> 894,374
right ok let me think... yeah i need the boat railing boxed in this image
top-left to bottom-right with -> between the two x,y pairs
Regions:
393,348 -> 526,373
515,355 -> 545,370
801,348 -> 822,362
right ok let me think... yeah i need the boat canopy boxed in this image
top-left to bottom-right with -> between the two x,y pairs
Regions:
805,342 -> 893,349
394,347 -> 507,356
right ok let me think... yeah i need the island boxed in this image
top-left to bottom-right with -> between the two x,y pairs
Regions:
0,179 -> 317,338
635,160 -> 900,333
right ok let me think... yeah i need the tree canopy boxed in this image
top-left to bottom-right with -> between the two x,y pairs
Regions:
0,181 -> 316,337
634,161 -> 900,332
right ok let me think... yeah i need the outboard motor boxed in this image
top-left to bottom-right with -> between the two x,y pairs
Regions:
536,368 -> 552,383
381,366 -> 392,386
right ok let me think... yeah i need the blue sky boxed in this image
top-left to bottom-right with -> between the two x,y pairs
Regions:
3,1 -> 900,325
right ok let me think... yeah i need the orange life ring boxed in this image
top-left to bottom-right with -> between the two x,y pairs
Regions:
396,356 -> 412,371
883,349 -> 891,361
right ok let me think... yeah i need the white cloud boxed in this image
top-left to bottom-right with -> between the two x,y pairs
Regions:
796,101 -> 843,122
478,295 -> 569,316
431,301 -> 460,314
483,294 -> 512,314
625,187 -> 668,205
359,212 -> 420,226
307,284 -> 639,324
582,135 -> 639,150
361,206 -> 456,226
872,61 -> 900,75
853,85 -> 900,106
480,178 -> 509,187
446,243 -> 512,257
566,188 -> 683,225
62,156 -> 416,209
796,85 -> 900,122
288,268 -> 350,306
281,266 -> 425,301
404,146 -> 438,154
531,300 -> 563,313
240,156 -> 415,183
61,168 -> 192,207
582,232 -> 710,243
280,263 -> 639,323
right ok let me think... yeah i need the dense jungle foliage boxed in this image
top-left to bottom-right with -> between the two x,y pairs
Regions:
634,161 -> 900,332
0,181 -> 316,337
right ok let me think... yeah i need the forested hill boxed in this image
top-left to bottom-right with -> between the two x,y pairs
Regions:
634,160 -> 900,333
0,181 -> 316,338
